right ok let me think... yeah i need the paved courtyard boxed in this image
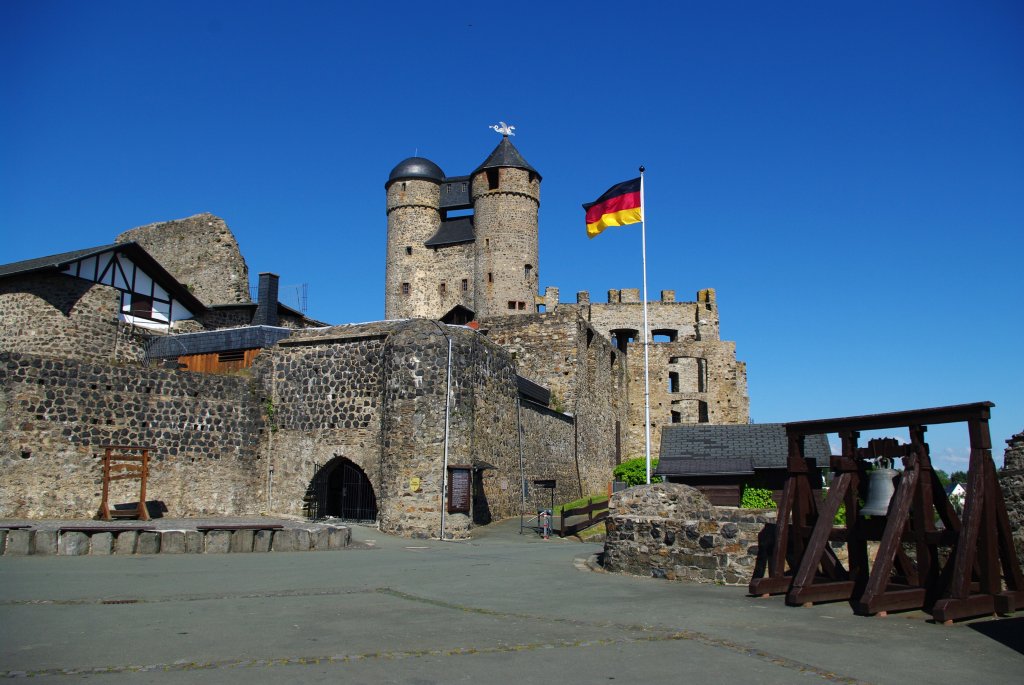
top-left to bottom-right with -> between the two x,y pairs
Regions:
1,518 -> 1020,683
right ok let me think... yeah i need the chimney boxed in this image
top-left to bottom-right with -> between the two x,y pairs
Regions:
254,272 -> 279,327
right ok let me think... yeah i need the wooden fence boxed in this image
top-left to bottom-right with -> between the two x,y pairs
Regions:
559,498 -> 609,538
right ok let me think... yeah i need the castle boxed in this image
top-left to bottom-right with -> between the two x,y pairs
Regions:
0,133 -> 749,539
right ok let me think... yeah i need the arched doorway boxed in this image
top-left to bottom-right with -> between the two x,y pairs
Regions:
305,458 -> 378,522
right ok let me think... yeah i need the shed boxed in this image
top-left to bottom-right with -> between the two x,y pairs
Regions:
655,424 -> 830,506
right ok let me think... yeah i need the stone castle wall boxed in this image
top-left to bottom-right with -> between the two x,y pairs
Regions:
0,273 -> 149,365
999,430 -> 1024,569
259,320 -> 589,538
624,339 -> 748,458
482,309 -> 629,495
603,482 -> 774,585
117,213 -> 251,306
0,351 -> 264,518
257,324 -> 389,523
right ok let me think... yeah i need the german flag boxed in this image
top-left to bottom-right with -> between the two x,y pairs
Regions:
583,177 -> 642,238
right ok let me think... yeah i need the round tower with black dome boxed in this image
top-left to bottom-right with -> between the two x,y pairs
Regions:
470,135 -> 541,317
384,157 -> 444,319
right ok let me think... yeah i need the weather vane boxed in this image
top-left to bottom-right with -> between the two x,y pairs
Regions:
489,121 -> 515,137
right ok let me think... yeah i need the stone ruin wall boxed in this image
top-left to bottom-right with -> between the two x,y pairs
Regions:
603,482 -> 775,585
625,340 -> 749,459
1000,430 -> 1024,569
116,213 -> 251,306
0,351 -> 264,518
0,273 -> 149,365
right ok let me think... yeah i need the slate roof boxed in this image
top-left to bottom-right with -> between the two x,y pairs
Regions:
656,423 -> 831,477
516,375 -> 551,406
0,242 -> 206,313
387,156 -> 445,186
146,325 -> 294,358
425,216 -> 475,247
473,137 -> 541,179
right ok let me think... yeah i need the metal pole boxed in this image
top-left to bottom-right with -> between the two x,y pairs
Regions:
640,166 -> 652,485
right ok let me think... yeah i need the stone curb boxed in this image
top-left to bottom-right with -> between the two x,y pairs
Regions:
0,526 -> 353,556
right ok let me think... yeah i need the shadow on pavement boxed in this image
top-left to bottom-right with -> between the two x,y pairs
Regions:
967,616 -> 1024,655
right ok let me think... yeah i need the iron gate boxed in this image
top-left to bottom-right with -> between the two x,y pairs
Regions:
305,458 -> 377,522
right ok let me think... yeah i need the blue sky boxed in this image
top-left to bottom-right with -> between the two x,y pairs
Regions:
2,1 -> 1022,471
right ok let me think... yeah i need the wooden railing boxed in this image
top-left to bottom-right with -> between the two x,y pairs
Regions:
559,498 -> 609,538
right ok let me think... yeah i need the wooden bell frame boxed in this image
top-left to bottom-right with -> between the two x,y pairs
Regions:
749,402 -> 1023,622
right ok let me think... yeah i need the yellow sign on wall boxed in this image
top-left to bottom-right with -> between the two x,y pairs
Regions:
410,476 -> 421,492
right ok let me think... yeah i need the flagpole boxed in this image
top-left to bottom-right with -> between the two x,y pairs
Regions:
639,166 -> 652,485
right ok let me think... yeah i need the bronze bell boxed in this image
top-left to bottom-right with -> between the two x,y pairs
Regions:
861,460 -> 898,516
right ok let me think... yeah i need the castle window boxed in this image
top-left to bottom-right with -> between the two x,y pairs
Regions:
405,246 -> 412,256
668,372 -> 680,393
525,264 -> 533,280
652,328 -> 678,343
461,278 -> 468,292
671,411 -> 682,424
401,282 -> 410,296
485,239 -> 489,247
486,169 -> 499,190
461,183 -> 467,192
698,401 -> 709,423
508,301 -> 516,310
697,358 -> 707,393
609,328 -> 638,353
401,182 -> 406,191
517,301 -> 526,311
446,184 -> 451,193
488,272 -> 493,283
439,282 -> 447,296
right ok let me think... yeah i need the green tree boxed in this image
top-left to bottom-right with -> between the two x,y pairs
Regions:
934,469 -> 951,487
949,470 -> 968,485
613,457 -> 661,487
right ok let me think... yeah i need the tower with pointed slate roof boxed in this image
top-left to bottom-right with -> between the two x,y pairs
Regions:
384,135 -> 540,321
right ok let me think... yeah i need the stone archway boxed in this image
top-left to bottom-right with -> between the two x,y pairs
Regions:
306,457 -> 378,522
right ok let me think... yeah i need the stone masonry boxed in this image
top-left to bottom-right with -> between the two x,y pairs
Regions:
602,482 -> 774,585
0,351 -> 263,518
0,273 -> 149,365
1000,430 -> 1024,569
116,213 -> 251,306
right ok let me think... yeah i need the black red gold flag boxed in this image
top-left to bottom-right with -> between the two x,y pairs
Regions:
583,177 -> 642,238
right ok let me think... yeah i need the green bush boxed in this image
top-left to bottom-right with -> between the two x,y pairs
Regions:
613,457 -> 662,487
740,486 -> 776,509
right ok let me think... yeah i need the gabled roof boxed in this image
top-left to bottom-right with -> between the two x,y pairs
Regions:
0,242 -> 206,313
656,423 -> 831,477
474,137 -> 541,180
425,216 -> 475,247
